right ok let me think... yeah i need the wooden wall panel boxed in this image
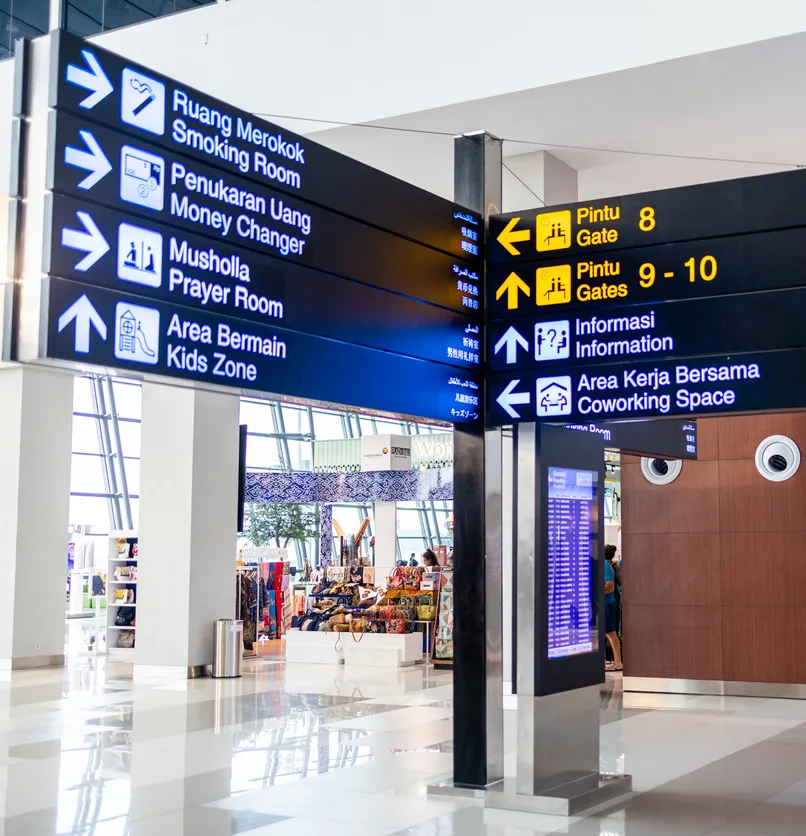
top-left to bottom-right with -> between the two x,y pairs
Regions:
621,459 -> 720,535
623,533 -> 720,607
718,413 -> 806,460
721,532 -> 806,608
625,605 -> 723,680
623,411 -> 806,686
696,418 -> 720,461
722,606 -> 806,684
719,458 -> 806,532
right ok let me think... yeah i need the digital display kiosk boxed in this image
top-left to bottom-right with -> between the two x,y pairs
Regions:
546,466 -> 597,659
517,423 -> 605,697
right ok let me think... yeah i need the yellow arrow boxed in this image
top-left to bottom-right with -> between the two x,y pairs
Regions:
495,272 -> 530,310
497,217 -> 531,256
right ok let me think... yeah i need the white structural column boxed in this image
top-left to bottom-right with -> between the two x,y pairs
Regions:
501,152 -> 578,690
503,150 -> 578,213
373,501 -> 398,577
0,366 -> 73,670
135,384 -> 239,679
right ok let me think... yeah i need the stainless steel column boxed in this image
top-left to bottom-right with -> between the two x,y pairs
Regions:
516,423 -> 599,797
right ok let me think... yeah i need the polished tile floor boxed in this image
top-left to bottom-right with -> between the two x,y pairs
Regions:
2,623 -> 806,834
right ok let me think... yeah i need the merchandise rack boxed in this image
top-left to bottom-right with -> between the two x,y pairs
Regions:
106,530 -> 138,657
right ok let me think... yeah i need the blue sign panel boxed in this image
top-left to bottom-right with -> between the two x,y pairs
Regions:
488,349 -> 806,425
46,194 -> 481,370
42,33 -> 484,426
47,277 -> 482,425
488,289 -> 806,374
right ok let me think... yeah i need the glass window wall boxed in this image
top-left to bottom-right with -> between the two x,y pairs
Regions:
68,376 -> 454,568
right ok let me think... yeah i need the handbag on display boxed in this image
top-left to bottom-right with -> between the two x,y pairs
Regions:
116,630 -> 135,648
388,567 -> 404,590
416,594 -> 436,621
404,567 -> 423,591
387,609 -> 408,634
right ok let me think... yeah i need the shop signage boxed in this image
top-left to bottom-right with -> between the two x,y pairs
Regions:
360,435 -> 412,472
488,288 -> 806,373
488,349 -> 806,425
489,167 -> 806,264
51,30 -> 479,260
34,33 -> 483,425
46,277 -> 480,425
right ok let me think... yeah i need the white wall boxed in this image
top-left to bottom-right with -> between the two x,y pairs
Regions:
94,0 -> 806,129
0,57 -> 15,359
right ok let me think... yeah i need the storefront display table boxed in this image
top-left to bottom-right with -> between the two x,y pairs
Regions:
286,630 -> 345,665
342,632 -> 423,668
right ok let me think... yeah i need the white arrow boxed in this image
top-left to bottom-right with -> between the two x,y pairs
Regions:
494,326 -> 529,364
58,294 -> 107,354
65,130 -> 112,190
66,49 -> 114,110
61,211 -> 109,271
497,379 -> 530,419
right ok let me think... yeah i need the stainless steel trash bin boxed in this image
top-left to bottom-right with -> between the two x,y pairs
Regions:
212,619 -> 243,678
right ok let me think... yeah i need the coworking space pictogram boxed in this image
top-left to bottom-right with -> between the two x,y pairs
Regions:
535,375 -> 573,417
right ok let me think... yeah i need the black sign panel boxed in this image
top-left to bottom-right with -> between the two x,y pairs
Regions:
488,225 -> 806,319
488,288 -> 806,373
46,278 -> 482,425
563,419 -> 697,460
50,30 -> 482,261
488,349 -> 806,426
48,112 -> 482,316
489,168 -> 806,265
46,194 -> 482,370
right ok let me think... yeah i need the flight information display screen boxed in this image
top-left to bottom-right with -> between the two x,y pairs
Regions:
546,466 -> 597,659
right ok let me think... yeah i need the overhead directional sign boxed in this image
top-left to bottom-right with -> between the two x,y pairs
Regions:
487,289 -> 806,373
47,278 -> 482,424
46,194 -> 481,369
488,349 -> 806,425
48,111 -> 481,316
564,418 -> 698,460
486,167 -> 806,427
489,168 -> 806,264
50,30 -> 481,262
28,31 -> 484,428
488,224 -> 806,318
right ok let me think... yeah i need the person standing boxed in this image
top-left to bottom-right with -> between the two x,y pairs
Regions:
604,552 -> 622,672
605,544 -> 622,638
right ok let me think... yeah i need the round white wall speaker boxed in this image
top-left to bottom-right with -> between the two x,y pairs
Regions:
755,435 -> 801,482
640,457 -> 683,486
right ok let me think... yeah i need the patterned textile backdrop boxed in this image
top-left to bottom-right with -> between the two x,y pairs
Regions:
244,468 -> 454,504
319,504 -> 333,567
